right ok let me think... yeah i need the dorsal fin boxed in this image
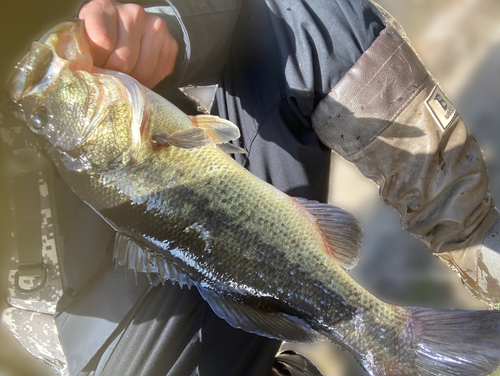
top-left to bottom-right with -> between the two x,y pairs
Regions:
114,233 -> 194,288
197,287 -> 321,343
113,233 -> 321,343
189,114 -> 241,144
294,198 -> 362,270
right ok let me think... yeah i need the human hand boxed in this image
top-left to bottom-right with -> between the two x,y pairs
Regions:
79,0 -> 178,88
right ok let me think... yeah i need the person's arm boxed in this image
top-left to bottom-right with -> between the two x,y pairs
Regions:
79,0 -> 178,88
157,0 -> 242,87
311,5 -> 500,306
79,0 -> 242,89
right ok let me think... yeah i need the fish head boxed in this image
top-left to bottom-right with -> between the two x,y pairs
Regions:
6,20 -> 144,171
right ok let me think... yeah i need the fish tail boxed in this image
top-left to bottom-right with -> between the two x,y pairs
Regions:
329,306 -> 500,375
400,307 -> 500,376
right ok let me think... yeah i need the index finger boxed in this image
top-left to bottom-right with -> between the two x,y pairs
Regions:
79,0 -> 119,67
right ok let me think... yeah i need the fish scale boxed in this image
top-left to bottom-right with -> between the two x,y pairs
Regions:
89,142 -> 401,342
8,19 -> 500,376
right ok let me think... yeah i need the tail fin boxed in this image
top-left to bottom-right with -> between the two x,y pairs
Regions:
407,307 -> 500,376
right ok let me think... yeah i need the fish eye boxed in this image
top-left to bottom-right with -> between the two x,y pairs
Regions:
28,107 -> 49,130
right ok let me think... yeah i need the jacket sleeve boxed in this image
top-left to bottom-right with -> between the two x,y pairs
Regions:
138,0 -> 242,88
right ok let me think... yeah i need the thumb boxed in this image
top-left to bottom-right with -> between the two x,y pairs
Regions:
79,0 -> 119,68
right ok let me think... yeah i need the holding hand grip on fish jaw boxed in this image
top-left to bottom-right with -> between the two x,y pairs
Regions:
79,0 -> 178,88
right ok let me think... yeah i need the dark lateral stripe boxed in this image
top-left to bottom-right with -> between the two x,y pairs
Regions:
99,183 -> 359,324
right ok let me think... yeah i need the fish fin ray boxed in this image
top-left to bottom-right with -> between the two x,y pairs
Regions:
114,233 -> 194,288
197,287 -> 320,343
294,198 -> 362,270
151,128 -> 210,149
189,115 -> 241,144
408,307 -> 500,376
217,142 -> 247,155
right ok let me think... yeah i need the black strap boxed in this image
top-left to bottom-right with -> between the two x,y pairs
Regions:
7,149 -> 51,291
1,99 -> 66,293
272,350 -> 323,376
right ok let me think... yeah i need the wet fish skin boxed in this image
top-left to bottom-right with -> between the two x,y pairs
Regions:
7,20 -> 500,376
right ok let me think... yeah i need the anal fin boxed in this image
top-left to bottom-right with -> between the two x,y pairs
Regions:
294,198 -> 363,270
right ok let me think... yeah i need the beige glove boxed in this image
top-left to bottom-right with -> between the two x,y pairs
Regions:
311,24 -> 500,306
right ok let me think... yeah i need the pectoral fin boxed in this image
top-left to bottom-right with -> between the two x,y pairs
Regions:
189,115 -> 241,144
189,115 -> 247,154
151,128 -> 210,149
218,142 -> 247,155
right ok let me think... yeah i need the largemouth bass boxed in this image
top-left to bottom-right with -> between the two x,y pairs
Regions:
7,20 -> 500,376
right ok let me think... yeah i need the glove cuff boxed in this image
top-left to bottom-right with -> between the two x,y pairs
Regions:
312,26 -> 497,303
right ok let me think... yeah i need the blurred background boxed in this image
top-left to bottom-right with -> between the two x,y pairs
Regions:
0,2 -> 75,376
1,0 -> 500,375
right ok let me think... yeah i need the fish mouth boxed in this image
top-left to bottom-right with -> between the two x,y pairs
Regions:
6,19 -> 146,161
6,20 -> 90,103
44,21 -> 147,159
6,52 -> 30,102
